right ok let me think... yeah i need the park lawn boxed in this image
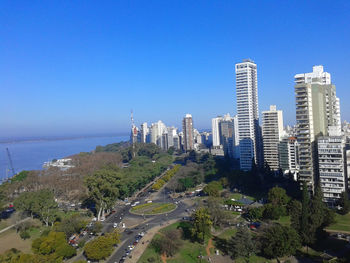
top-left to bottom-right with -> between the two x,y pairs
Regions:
137,233 -> 162,263
235,255 -> 274,263
138,221 -> 210,263
229,193 -> 255,201
326,212 -> 350,233
159,222 -> 182,233
0,220 -> 8,231
167,239 -> 208,263
216,228 -> 237,240
0,229 -> 32,254
273,216 -> 291,226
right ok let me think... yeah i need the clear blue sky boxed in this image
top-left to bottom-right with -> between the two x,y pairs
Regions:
1,0 -> 349,137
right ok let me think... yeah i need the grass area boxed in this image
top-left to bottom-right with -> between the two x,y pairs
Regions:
326,212 -> 350,233
235,255 -> 274,263
229,193 -> 255,201
273,215 -> 291,226
130,203 -> 154,211
216,228 -> 237,240
131,202 -> 176,215
0,221 -> 8,231
138,221 -> 210,263
0,229 -> 32,254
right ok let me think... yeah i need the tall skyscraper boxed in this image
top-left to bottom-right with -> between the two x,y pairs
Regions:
212,116 -> 223,147
140,122 -> 149,143
233,115 -> 240,159
235,59 -> 262,171
182,114 -> 194,152
294,65 -> 341,191
220,117 -> 235,158
262,105 -> 284,171
150,120 -> 166,147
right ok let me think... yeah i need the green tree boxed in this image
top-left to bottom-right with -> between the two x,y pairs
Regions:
207,197 -> 228,226
289,199 -> 302,232
339,191 -> 350,215
263,203 -> 286,220
262,225 -> 301,259
268,186 -> 290,206
34,190 -> 59,227
32,231 -> 76,260
15,190 -> 58,226
84,235 -> 114,261
190,208 -> 212,243
228,226 -> 257,261
13,192 -> 37,218
299,182 -> 313,246
55,214 -> 87,238
247,206 -> 264,221
151,229 -> 183,257
203,181 -> 222,197
85,169 -> 120,221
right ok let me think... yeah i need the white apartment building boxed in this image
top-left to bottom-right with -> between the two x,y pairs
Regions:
212,116 -> 223,147
150,120 -> 167,147
182,114 -> 194,152
235,59 -> 262,170
140,122 -> 149,143
318,136 -> 347,204
262,105 -> 284,171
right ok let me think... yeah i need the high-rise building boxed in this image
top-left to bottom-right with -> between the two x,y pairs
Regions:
212,116 -> 223,147
294,65 -> 341,191
233,115 -> 240,159
140,122 -> 149,143
167,126 -> 177,148
278,136 -> 299,179
235,59 -> 262,170
219,114 -> 235,158
318,136 -> 347,204
182,114 -> 194,152
262,105 -> 284,171
150,120 -> 166,147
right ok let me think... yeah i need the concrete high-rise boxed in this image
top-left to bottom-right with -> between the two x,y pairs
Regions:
182,114 -> 194,152
140,122 -> 149,143
218,114 -> 235,158
212,116 -> 223,147
235,59 -> 262,170
294,65 -> 341,191
262,105 -> 284,171
318,136 -> 347,204
278,136 -> 299,179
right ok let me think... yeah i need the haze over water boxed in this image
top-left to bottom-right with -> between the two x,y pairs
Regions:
0,135 -> 128,181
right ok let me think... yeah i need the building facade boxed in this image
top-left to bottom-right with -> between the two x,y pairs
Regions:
262,105 -> 284,171
294,65 -> 340,192
318,136 -> 347,204
235,59 -> 262,170
182,114 -> 194,152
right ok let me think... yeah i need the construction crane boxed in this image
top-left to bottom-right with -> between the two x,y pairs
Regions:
6,148 -> 15,177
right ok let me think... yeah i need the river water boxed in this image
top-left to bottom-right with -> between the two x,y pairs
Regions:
0,135 -> 129,181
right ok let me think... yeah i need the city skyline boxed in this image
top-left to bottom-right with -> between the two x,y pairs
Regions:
1,1 -> 350,137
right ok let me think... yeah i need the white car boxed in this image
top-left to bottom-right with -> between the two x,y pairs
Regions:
113,223 -> 118,228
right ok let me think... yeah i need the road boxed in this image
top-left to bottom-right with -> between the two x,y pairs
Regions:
106,192 -> 194,263
70,165 -> 196,263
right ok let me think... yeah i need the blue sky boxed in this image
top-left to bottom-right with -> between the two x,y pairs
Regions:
1,0 -> 349,137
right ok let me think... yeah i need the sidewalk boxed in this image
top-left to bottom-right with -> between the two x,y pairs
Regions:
0,217 -> 30,234
125,219 -> 178,263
